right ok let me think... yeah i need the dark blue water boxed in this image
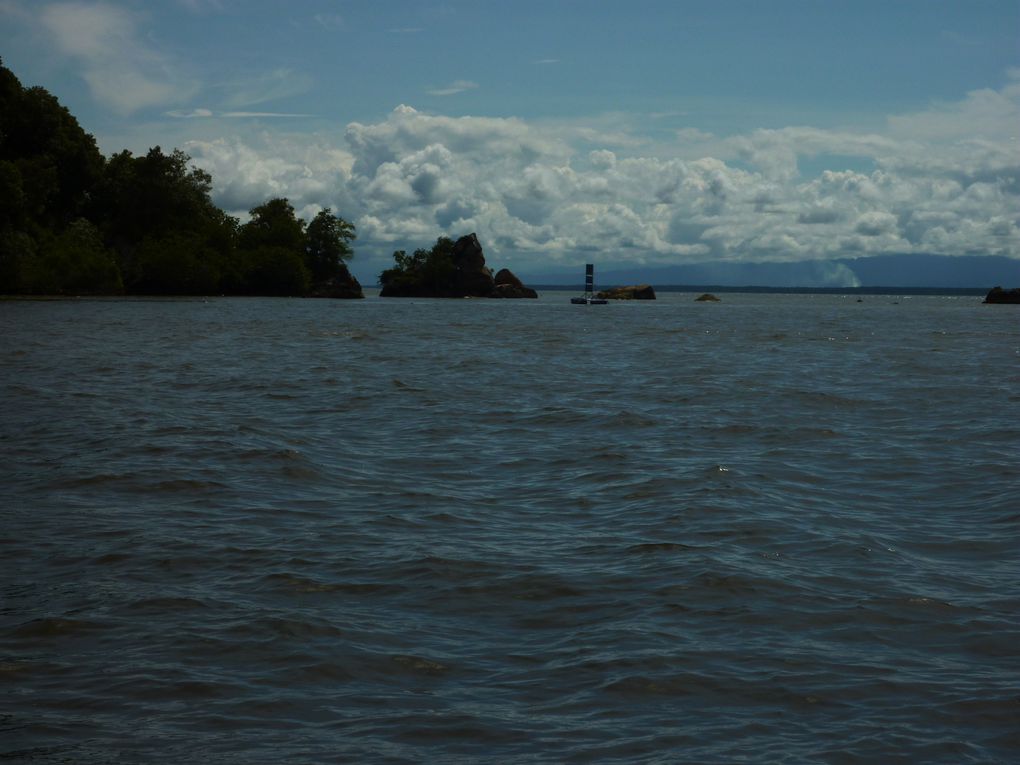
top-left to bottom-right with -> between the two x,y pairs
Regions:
2,293 -> 1018,763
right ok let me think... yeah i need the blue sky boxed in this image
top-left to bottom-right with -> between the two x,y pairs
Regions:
2,0 -> 1019,284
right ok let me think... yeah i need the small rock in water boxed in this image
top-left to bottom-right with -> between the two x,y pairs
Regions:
695,293 -> 720,302
492,268 -> 538,298
597,284 -> 656,300
983,286 -> 1020,304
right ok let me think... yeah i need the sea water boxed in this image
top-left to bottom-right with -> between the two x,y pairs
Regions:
1,292 -> 1018,763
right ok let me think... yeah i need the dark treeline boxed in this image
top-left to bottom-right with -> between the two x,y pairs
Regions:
379,237 -> 458,296
0,61 -> 361,298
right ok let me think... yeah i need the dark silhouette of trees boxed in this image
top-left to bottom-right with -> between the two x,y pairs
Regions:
236,198 -> 309,295
306,208 -> 356,283
1,58 -> 107,293
93,146 -> 238,294
21,219 -> 121,295
379,237 -> 456,296
0,59 -> 360,297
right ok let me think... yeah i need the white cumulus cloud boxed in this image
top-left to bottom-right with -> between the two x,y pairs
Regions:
175,78 -> 1019,277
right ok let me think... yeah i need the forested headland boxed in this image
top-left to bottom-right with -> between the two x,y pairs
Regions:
0,60 -> 361,298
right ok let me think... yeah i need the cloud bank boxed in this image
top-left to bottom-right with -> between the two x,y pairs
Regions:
179,74 -> 1019,277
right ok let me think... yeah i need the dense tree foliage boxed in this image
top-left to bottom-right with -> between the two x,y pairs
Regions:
306,208 -> 355,282
22,219 -> 122,295
0,70 -> 104,231
92,146 -> 239,294
236,198 -> 309,294
379,237 -> 456,296
1,60 -> 106,293
233,199 -> 357,296
0,60 -> 359,297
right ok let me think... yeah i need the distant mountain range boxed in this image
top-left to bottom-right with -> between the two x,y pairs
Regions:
520,254 -> 1020,289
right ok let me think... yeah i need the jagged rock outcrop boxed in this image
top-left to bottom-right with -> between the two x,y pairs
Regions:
451,233 -> 496,296
597,284 -> 656,300
983,286 -> 1020,304
309,265 -> 363,299
492,268 -> 538,298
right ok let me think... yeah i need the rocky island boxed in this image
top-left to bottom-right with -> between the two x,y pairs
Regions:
379,234 -> 537,298
307,266 -> 363,299
983,286 -> 1020,304
596,284 -> 656,300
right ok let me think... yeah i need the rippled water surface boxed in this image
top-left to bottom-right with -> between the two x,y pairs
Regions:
2,292 -> 1018,763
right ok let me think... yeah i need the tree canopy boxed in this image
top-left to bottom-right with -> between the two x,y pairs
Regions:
379,237 -> 456,296
0,59 -> 360,298
306,208 -> 356,282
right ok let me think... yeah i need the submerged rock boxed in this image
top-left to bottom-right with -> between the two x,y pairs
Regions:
597,284 -> 656,300
983,286 -> 1020,304
695,293 -> 720,302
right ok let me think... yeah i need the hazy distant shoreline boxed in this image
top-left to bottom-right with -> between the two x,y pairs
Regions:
535,285 -> 990,296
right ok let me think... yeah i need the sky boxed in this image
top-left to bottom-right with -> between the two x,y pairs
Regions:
2,0 -> 1019,285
